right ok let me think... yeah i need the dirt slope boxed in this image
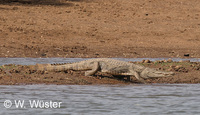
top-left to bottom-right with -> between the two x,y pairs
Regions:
0,0 -> 199,58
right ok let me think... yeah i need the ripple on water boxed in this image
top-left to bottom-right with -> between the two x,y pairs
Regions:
0,84 -> 200,115
0,58 -> 200,65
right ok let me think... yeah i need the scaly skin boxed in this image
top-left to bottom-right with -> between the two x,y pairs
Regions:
31,58 -> 174,83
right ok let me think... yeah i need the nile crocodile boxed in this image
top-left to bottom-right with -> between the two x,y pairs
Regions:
31,58 -> 174,83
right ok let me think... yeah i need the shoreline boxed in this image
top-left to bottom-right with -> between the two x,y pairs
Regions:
0,0 -> 199,85
0,60 -> 199,85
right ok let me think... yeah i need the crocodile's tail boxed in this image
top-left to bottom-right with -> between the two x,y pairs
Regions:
30,63 -> 91,72
140,68 -> 175,78
29,64 -> 52,71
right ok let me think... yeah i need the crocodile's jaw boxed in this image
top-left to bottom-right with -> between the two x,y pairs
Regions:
140,68 -> 175,78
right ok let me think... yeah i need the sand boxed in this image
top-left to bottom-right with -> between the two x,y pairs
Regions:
0,0 -> 199,85
0,0 -> 199,58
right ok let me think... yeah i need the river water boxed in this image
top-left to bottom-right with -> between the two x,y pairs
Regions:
0,57 -> 199,65
1,84 -> 200,115
0,58 -> 200,115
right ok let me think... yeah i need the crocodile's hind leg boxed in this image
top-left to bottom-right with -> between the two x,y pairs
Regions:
85,62 -> 100,76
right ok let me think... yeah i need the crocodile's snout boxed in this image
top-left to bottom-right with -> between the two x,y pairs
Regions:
141,68 -> 174,78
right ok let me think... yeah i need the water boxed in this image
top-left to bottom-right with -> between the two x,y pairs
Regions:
0,58 -> 200,114
0,57 -> 199,65
0,84 -> 200,115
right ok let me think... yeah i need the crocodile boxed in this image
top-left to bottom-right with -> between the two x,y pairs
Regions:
30,58 -> 174,83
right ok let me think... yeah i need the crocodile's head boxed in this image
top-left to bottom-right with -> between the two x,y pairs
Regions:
140,68 -> 174,78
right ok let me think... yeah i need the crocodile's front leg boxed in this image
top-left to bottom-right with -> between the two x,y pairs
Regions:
130,70 -> 146,84
85,62 -> 100,76
120,70 -> 146,83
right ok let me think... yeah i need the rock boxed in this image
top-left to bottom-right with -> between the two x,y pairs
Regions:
160,60 -> 164,63
44,71 -> 48,74
184,53 -> 190,57
170,65 -> 176,68
1,65 -> 5,68
128,61 -> 134,64
179,60 -> 190,63
167,58 -> 173,63
155,60 -> 160,63
141,60 -> 145,63
136,62 -> 141,64
163,60 -> 168,63
193,66 -> 200,70
167,68 -> 173,71
191,64 -> 195,67
175,65 -> 182,70
41,53 -> 47,57
183,60 -> 190,63
173,65 -> 188,72
153,61 -> 157,64
12,7 -> 18,10
144,60 -> 151,63
66,11 -> 71,13
154,60 -> 163,64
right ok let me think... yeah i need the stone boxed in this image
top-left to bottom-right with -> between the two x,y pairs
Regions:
184,53 -> 190,57
144,59 -> 151,63
175,65 -> 182,70
183,60 -> 190,63
167,58 -> 173,63
163,60 -> 167,63
179,60 -> 183,63
141,60 -> 145,63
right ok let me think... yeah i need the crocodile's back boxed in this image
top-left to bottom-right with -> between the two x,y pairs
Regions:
32,58 -> 143,72
78,58 -> 132,66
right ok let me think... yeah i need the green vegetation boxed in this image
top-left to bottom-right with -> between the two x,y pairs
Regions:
0,64 -> 17,70
154,62 -> 191,67
139,62 -> 192,67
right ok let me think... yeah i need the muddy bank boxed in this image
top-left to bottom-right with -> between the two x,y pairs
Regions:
0,0 -> 200,58
0,60 -> 200,85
